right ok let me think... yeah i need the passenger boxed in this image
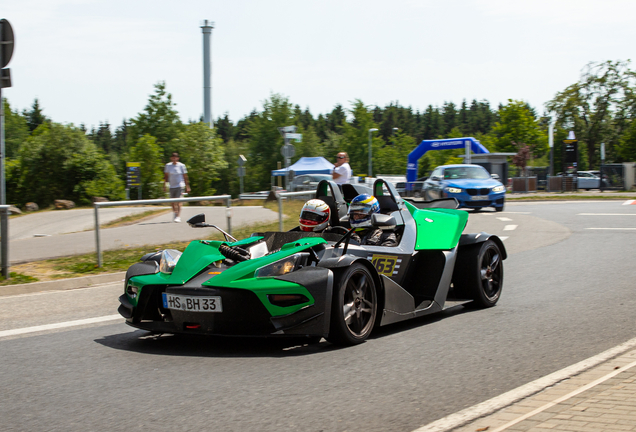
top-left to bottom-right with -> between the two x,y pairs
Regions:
348,194 -> 398,247
299,199 -> 331,232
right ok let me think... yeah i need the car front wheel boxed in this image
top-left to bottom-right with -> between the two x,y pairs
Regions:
327,263 -> 377,345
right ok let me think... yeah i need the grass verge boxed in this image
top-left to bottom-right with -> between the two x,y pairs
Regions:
4,199 -> 306,285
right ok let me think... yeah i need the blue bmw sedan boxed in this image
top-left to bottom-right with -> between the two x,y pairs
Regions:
422,164 -> 506,211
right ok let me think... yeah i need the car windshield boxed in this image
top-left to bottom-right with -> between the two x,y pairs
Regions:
443,167 -> 490,180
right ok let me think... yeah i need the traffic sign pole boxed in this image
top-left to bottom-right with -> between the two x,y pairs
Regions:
0,19 -> 14,279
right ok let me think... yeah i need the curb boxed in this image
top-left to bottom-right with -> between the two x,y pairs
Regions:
0,271 -> 126,297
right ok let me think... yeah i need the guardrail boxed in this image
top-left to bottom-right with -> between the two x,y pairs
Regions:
275,191 -> 316,231
0,205 -> 9,278
93,195 -> 231,267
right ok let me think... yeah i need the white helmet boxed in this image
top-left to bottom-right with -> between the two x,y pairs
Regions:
299,199 -> 331,232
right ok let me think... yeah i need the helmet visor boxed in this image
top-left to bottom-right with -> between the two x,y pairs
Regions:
300,210 -> 328,223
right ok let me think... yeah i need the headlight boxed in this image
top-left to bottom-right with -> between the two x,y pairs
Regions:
445,187 -> 462,194
159,249 -> 183,274
492,185 -> 505,192
126,284 -> 139,299
255,253 -> 307,278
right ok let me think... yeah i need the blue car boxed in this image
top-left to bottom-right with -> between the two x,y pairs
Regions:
422,164 -> 506,211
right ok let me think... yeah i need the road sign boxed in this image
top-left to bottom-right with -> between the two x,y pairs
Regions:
126,162 -> 141,187
237,154 -> 247,167
237,167 -> 246,177
0,68 -> 10,89
281,144 -> 295,158
0,19 -> 15,68
278,125 -> 296,135
285,133 -> 302,142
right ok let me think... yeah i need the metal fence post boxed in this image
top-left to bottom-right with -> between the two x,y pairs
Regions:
226,197 -> 232,235
1,206 -> 8,278
94,203 -> 102,267
278,194 -> 283,232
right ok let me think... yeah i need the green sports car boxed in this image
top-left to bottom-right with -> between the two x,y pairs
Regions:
118,179 -> 506,345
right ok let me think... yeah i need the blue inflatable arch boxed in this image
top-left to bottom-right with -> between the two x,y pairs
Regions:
406,137 -> 489,183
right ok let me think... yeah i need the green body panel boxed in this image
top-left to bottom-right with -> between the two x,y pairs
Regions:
404,201 -> 467,250
127,237 -> 327,317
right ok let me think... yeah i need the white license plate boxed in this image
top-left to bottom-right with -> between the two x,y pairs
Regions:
162,293 -> 222,312
471,195 -> 489,201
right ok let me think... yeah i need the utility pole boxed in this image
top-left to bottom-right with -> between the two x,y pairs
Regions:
201,20 -> 214,128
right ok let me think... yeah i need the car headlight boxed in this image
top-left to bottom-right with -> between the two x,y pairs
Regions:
159,249 -> 183,274
255,253 -> 307,278
445,187 -> 462,194
492,185 -> 505,192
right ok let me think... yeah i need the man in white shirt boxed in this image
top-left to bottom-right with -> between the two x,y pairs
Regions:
332,152 -> 352,184
163,152 -> 191,222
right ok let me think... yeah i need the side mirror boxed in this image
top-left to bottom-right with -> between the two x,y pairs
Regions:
430,176 -> 440,181
187,213 -> 206,227
491,173 -> 500,180
372,213 -> 397,229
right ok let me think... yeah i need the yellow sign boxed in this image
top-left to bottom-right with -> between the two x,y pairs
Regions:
369,254 -> 401,276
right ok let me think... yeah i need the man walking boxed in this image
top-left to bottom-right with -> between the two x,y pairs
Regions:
332,152 -> 352,184
163,152 -> 190,223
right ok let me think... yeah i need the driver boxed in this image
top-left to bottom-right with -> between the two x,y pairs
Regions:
348,194 -> 398,247
299,199 -> 331,232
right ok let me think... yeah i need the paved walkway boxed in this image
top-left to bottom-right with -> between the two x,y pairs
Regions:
451,347 -> 636,432
417,342 -> 636,432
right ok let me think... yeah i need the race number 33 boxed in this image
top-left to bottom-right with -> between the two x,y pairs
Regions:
370,254 -> 399,276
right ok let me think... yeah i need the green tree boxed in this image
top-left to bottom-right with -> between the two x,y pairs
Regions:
246,94 -> 295,189
127,134 -> 164,199
172,123 -> 227,196
22,99 -> 48,132
17,123 -> 124,206
3,99 -> 30,158
484,99 -> 547,157
129,82 -> 184,159
545,60 -> 636,168
341,100 -> 379,175
373,131 -> 415,175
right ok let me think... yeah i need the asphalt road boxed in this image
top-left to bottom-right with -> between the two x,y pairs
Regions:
1,200 -> 635,432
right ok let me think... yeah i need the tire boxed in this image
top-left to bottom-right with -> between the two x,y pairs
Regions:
472,207 -> 482,212
327,263 -> 377,345
452,240 -> 503,308
495,205 -> 504,212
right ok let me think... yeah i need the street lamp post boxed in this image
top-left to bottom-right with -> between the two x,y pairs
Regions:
368,128 -> 378,177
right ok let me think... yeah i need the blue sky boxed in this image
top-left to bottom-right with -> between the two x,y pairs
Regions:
4,0 -> 636,129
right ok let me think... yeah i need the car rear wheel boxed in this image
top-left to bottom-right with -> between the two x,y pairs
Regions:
327,263 -> 377,345
452,240 -> 503,308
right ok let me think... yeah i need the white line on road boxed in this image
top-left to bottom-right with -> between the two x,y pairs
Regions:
499,212 -> 531,214
577,213 -> 636,216
586,228 -> 636,230
496,217 -> 513,221
412,336 -> 636,432
622,200 -> 636,205
499,236 -> 509,241
503,225 -> 518,231
0,315 -> 122,339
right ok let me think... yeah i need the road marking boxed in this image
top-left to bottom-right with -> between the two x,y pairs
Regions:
499,212 -> 531,214
412,336 -> 636,432
496,217 -> 513,221
503,225 -> 517,231
623,200 -> 636,205
578,213 -> 636,216
499,236 -> 509,241
586,228 -> 636,230
0,314 -> 121,339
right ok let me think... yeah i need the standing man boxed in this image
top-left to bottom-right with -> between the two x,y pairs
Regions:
163,152 -> 191,223
332,152 -> 352,185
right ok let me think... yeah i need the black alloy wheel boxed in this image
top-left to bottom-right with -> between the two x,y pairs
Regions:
452,239 -> 503,308
327,263 -> 377,345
